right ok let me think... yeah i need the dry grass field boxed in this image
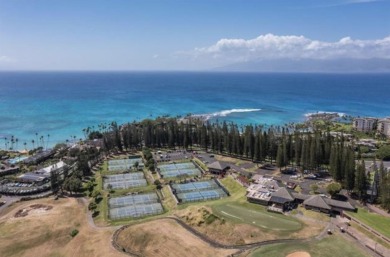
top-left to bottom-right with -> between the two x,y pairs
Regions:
0,197 -> 125,257
116,219 -> 236,257
176,205 -> 324,245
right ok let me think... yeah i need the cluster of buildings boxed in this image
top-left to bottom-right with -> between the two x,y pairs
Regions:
18,161 -> 68,185
246,176 -> 356,215
353,117 -> 390,137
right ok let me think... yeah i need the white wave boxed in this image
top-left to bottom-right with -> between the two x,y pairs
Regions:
304,111 -> 346,118
194,108 -> 262,120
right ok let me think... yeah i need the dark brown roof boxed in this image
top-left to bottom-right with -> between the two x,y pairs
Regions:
270,187 -> 295,204
207,161 -> 229,171
292,192 -> 311,201
303,195 -> 331,210
325,198 -> 356,211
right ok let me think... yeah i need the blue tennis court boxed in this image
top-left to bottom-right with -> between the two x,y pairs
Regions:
172,180 -> 228,203
171,180 -> 219,193
108,192 -> 163,219
109,193 -> 160,208
177,189 -> 227,203
108,158 -> 143,172
104,179 -> 147,189
158,162 -> 201,178
104,173 -> 145,182
109,203 -> 163,219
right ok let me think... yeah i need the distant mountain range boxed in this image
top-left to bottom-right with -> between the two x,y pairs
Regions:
215,58 -> 390,73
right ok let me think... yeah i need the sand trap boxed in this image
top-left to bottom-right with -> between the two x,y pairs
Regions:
14,204 -> 53,218
286,251 -> 311,257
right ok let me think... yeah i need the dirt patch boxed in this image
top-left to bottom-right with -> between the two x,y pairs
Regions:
116,219 -> 235,257
289,217 -> 325,239
14,204 -> 53,218
286,251 -> 311,257
0,198 -> 124,257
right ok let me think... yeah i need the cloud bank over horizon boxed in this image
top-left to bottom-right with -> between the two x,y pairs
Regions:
189,34 -> 390,64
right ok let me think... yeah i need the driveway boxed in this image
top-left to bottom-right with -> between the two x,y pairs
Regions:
0,195 -> 21,216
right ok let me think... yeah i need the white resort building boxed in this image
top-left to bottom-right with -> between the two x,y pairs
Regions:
352,117 -> 377,132
377,118 -> 390,137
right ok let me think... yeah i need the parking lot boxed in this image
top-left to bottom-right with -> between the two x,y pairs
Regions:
153,150 -> 190,162
0,180 -> 51,195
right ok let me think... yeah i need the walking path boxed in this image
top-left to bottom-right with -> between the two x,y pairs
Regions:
0,195 -> 21,216
77,196 -> 387,257
111,215 -> 331,257
332,216 -> 389,257
366,204 -> 390,218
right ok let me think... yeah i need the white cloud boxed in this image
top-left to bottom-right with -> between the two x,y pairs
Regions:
188,34 -> 390,62
0,56 -> 16,63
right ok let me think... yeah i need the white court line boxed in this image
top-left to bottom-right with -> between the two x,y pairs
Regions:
221,211 -> 243,221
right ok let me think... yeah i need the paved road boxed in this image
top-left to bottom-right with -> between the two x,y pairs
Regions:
366,204 -> 390,218
0,195 -> 21,216
333,216 -> 389,257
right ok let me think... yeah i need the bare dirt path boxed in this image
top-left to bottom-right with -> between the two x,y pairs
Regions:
112,216 -> 329,257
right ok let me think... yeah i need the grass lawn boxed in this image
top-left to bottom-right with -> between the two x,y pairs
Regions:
219,175 -> 246,200
211,202 -> 302,231
351,223 -> 390,249
193,157 -> 208,171
249,235 -> 369,257
297,206 -> 331,223
161,185 -> 177,212
347,208 -> 390,238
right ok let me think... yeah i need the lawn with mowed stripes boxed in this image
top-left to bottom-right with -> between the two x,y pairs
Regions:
212,202 -> 302,231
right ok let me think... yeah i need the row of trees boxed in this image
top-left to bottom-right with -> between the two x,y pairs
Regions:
50,146 -> 101,195
87,117 -> 390,210
2,133 -> 51,151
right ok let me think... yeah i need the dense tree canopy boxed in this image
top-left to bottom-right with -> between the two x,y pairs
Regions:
376,145 -> 390,161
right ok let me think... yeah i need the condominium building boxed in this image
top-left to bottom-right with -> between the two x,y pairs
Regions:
377,118 -> 390,137
352,117 -> 377,132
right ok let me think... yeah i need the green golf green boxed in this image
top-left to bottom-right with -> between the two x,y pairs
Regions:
249,235 -> 369,257
212,203 -> 302,231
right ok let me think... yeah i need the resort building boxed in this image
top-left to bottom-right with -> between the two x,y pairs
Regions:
377,118 -> 390,137
207,161 -> 230,175
302,195 -> 356,214
17,161 -> 68,185
36,161 -> 67,175
18,172 -> 49,185
247,176 -> 356,215
23,149 -> 55,165
353,117 -> 377,132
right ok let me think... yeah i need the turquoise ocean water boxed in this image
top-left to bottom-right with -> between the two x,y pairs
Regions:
0,72 -> 389,149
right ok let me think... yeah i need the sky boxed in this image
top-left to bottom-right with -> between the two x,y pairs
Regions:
0,0 -> 389,71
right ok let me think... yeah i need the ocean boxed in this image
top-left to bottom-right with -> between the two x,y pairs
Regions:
0,72 -> 389,150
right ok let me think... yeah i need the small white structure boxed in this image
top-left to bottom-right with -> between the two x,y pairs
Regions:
36,161 -> 67,175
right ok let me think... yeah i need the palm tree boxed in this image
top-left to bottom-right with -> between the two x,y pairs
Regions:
46,134 -> 50,149
40,135 -> 44,148
23,141 -> 27,150
31,139 -> 35,149
15,138 -> 19,150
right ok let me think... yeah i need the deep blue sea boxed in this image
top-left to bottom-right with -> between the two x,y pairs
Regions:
0,72 -> 389,150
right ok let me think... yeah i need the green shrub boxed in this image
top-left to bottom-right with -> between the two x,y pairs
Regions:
205,214 -> 219,224
88,202 -> 97,211
70,229 -> 79,238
